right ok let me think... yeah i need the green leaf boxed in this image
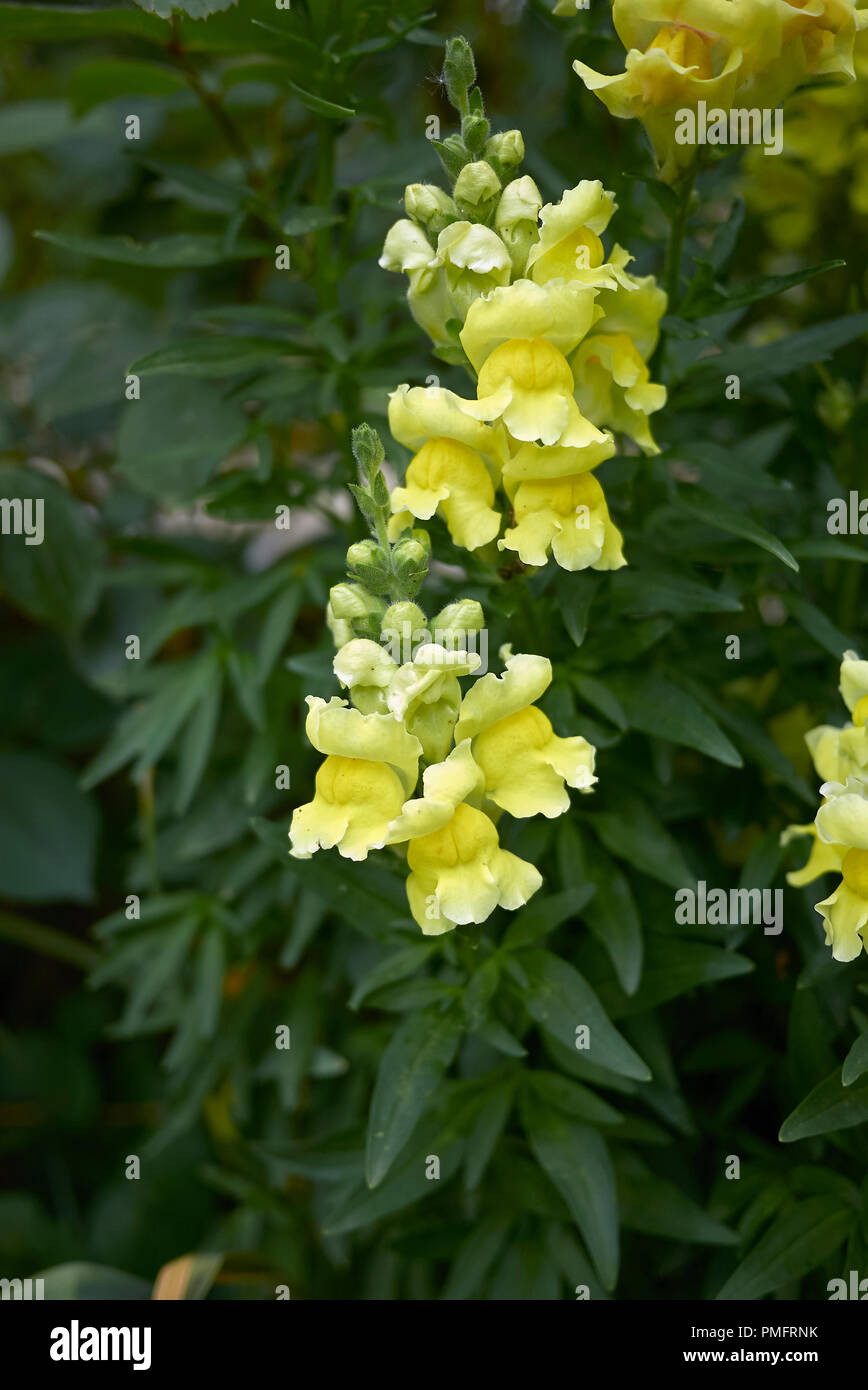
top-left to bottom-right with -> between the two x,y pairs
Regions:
441,1216 -> 511,1300
527,1072 -> 623,1126
682,260 -> 845,319
588,794 -> 694,889
785,594 -> 852,660
349,944 -> 436,1011
680,313 -> 868,400
464,1082 -> 516,1191
674,490 -> 799,571
68,58 -> 186,115
0,752 -> 98,904
0,6 -> 165,42
281,207 -> 343,235
716,1196 -> 855,1300
521,1091 -> 619,1289
324,1126 -> 463,1235
365,1007 -> 464,1188
603,673 -> 743,768
842,1034 -> 868,1087
285,80 -> 355,120
0,465 -> 103,630
174,671 -> 223,816
35,231 -> 268,267
501,885 -> 596,951
611,568 -> 742,616
129,336 -> 289,378
578,842 -> 643,995
597,938 -> 754,1019
0,99 -> 74,154
515,949 -> 651,1082
115,377 -> 246,503
619,1172 -> 736,1246
779,1068 -> 868,1142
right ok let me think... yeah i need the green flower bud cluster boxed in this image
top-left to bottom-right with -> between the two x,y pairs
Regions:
333,426 -> 433,640
430,36 -> 524,221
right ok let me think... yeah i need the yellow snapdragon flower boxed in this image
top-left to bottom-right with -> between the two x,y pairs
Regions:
289,697 -> 422,861
454,652 -> 597,817
499,473 -> 627,572
405,802 -> 543,935
572,333 -> 668,455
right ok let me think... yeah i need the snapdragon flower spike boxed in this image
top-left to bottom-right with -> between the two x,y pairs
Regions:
782,651 -> 868,961
381,99 -> 670,570
289,584 -> 600,934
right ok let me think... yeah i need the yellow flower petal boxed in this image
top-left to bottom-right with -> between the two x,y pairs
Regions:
473,705 -> 596,818
290,755 -> 407,861
572,332 -> 667,455
498,473 -> 626,572
390,438 -> 501,551
304,695 -> 421,790
454,651 -> 552,743
460,277 -> 602,374
406,801 -> 543,932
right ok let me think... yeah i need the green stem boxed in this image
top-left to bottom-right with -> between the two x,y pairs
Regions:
0,909 -> 99,971
664,165 -> 697,310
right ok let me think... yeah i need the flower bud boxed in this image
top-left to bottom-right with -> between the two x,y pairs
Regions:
326,600 -> 354,650
431,599 -> 485,635
346,539 -> 388,572
435,134 -> 471,181
392,537 -> 428,573
381,601 -> 428,636
329,582 -> 385,622
443,35 -> 476,110
462,112 -> 491,156
379,219 -> 435,275
405,184 -> 459,238
453,160 -> 502,215
495,175 -> 542,275
485,129 -> 524,173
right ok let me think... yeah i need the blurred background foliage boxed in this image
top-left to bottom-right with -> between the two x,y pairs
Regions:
0,0 -> 866,1301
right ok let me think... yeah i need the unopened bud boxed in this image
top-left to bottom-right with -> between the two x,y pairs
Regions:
453,160 -> 501,213
484,129 -> 524,173
432,599 -> 485,635
405,184 -> 459,238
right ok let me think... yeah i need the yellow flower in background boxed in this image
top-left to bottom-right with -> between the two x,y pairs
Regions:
386,739 -> 484,844
405,801 -> 543,934
302,695 -> 421,788
499,472 -> 627,572
500,437 -> 616,490
388,382 -> 505,469
573,0 -> 868,183
572,333 -> 668,455
378,219 -> 454,353
782,652 -> 868,961
574,12 -> 743,183
333,638 -> 398,715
